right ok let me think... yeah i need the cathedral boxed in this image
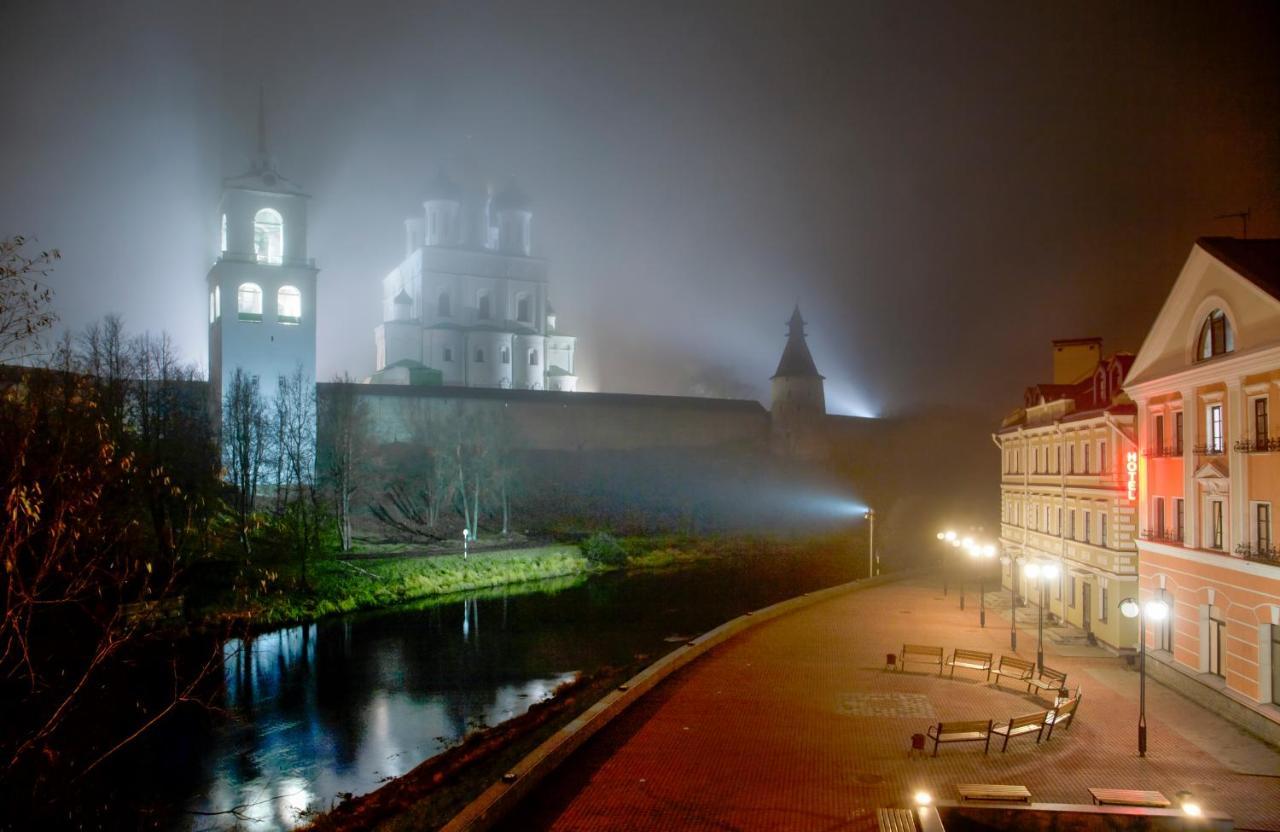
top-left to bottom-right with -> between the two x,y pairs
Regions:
371,171 -> 578,391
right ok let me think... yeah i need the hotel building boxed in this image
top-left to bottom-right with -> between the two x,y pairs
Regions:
1125,237 -> 1280,735
996,338 -> 1140,652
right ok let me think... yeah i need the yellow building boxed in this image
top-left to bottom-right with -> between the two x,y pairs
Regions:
995,338 -> 1140,651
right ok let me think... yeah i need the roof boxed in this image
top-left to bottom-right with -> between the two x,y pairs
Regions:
1196,237 -> 1280,301
1001,350 -> 1135,429
319,382 -> 769,414
771,305 -> 823,380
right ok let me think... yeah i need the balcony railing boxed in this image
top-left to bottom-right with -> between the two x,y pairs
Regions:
1234,436 -> 1280,454
1141,528 -> 1183,544
1193,442 -> 1225,456
1234,542 -> 1280,564
1144,446 -> 1181,458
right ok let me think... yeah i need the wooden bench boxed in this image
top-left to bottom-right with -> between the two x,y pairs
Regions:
1043,693 -> 1082,741
876,808 -> 917,832
957,784 -> 1032,803
1026,665 -> 1067,698
926,719 -> 992,755
899,644 -> 945,675
1088,788 -> 1171,808
990,709 -> 1050,752
945,648 -> 993,679
990,655 -> 1035,689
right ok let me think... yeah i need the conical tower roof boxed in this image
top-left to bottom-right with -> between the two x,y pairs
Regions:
771,305 -> 823,379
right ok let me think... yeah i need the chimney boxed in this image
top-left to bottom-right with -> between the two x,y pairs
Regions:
1051,337 -> 1102,384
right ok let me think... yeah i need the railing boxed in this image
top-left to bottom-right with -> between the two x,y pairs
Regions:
1143,446 -> 1180,458
1234,436 -> 1280,453
1193,442 -> 1225,456
1141,528 -> 1183,544
1235,542 -> 1280,564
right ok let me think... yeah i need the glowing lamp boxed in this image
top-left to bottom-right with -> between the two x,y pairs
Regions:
1119,598 -> 1140,619
913,791 -> 932,806
961,537 -> 974,549
1024,563 -> 1040,579
982,544 -> 996,557
1145,599 -> 1170,621
944,531 -> 957,542
1041,563 -> 1060,581
936,532 -> 945,540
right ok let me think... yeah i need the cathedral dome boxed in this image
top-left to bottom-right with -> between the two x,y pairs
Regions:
424,169 -> 461,202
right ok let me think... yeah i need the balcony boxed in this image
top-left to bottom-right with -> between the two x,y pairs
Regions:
1143,446 -> 1182,458
1235,542 -> 1280,564
1193,441 -> 1225,456
1141,528 -> 1183,545
1234,436 -> 1280,454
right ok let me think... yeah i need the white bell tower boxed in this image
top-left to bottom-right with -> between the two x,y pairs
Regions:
207,90 -> 318,416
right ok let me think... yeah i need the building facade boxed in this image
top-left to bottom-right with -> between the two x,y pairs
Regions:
372,171 -> 577,391
1125,237 -> 1280,724
996,338 -> 1140,651
207,98 -> 317,411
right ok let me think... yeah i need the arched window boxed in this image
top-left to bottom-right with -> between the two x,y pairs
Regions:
529,349 -> 539,366
477,293 -> 491,320
277,285 -> 301,324
443,348 -> 453,362
474,348 -> 485,363
438,292 -> 451,317
237,283 -> 263,320
1197,309 -> 1234,361
220,214 -> 227,254
517,296 -> 531,323
501,347 -> 510,364
214,285 -> 220,319
253,208 -> 284,265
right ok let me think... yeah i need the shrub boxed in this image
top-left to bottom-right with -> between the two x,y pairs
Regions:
581,532 -> 627,567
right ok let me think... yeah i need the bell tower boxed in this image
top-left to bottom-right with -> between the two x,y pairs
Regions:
207,89 -> 318,415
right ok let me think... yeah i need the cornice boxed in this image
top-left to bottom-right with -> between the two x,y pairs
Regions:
1125,343 -> 1280,401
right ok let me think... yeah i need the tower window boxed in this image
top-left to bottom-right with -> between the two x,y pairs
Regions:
438,292 -> 451,317
237,283 -> 263,321
501,346 -> 510,364
214,285 -> 220,319
210,290 -> 216,324
277,285 -> 301,324
517,296 -> 531,323
474,348 -> 485,363
1196,309 -> 1234,361
443,348 -> 453,362
253,208 -> 284,265
529,349 -> 539,366
478,292 -> 491,320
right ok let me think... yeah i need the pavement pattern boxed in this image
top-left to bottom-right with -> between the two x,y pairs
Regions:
502,577 -> 1280,831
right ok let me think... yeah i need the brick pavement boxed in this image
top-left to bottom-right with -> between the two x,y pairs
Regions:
503,577 -> 1280,831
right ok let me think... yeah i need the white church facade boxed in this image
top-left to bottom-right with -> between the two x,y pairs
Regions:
372,171 -> 578,391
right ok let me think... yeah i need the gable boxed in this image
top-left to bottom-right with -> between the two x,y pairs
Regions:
1125,241 -> 1280,389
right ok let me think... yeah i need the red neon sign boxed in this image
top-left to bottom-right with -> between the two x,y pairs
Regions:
1126,451 -> 1138,502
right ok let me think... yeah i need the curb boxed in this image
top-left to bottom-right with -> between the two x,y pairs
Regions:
440,569 -> 918,831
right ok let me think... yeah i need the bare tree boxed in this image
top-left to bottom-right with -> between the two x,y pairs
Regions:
320,374 -> 368,552
369,404 -> 454,542
275,364 -> 322,585
0,235 -> 58,364
223,368 -> 269,554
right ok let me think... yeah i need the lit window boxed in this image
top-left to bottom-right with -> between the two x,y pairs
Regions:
253,208 -> 284,265
209,290 -> 216,324
215,285 -> 220,319
277,285 -> 301,324
220,213 -> 227,254
237,283 -> 263,320
1197,309 -> 1234,361
529,350 -> 539,366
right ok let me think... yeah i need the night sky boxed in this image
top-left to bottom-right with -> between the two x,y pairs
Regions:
2,1 -> 1277,421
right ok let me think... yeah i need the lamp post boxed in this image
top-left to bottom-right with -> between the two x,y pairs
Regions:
864,509 -> 876,578
463,527 -> 470,560
971,544 -> 996,627
936,530 -> 956,595
957,539 -> 970,610
1023,562 -> 1059,672
1119,596 -> 1170,757
1002,555 -> 1020,651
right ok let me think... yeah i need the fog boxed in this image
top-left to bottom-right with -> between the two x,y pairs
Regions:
2,1 -> 1277,422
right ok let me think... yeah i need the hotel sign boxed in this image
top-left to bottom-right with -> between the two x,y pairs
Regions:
1126,451 -> 1138,502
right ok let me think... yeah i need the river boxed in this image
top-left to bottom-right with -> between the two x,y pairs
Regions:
113,547 -> 861,831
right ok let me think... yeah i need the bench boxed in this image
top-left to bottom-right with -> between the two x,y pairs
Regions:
990,655 -> 1035,689
1088,788 -> 1171,808
876,808 -> 916,832
926,719 -> 992,756
1043,693 -> 1082,741
956,784 -> 1032,803
1026,665 -> 1067,698
990,709 -> 1050,752
899,644 -> 944,676
945,648 -> 993,679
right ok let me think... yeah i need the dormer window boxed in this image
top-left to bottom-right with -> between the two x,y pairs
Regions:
277,285 -> 301,324
1197,309 -> 1233,361
254,208 -> 284,265
237,283 -> 263,321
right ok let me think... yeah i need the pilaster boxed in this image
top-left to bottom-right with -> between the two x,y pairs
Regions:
1181,387 -> 1197,548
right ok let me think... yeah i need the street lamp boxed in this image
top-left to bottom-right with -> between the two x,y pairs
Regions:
954,538 -> 966,609
970,544 -> 996,627
1023,561 -> 1059,672
864,509 -> 876,578
1000,554 -> 1022,650
463,527 -> 471,560
1119,595 -> 1170,757
936,530 -> 956,595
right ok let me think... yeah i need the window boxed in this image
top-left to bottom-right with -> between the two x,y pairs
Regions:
1155,591 -> 1173,652
1055,446 -> 1060,473
529,350 -> 539,366
209,291 -> 216,324
501,347 -> 510,364
1256,398 -> 1270,442
1068,445 -> 1075,474
1207,404 -> 1224,453
1099,440 -> 1107,473
1197,309 -> 1234,361
1081,442 -> 1089,474
438,292 -> 451,317
443,347 -> 453,362
1175,411 -> 1184,454
478,293 -> 491,320
1068,509 -> 1075,539
1100,586 -> 1108,622
1211,500 -> 1224,550
1272,625 -> 1280,705
517,296 -> 531,323
277,286 -> 301,323
1057,508 -> 1062,534
1155,497 -> 1166,536
1208,606 -> 1226,677
220,213 -> 227,253
1175,499 -> 1184,542
1100,513 -> 1108,547
474,348 -> 485,363
237,283 -> 263,320
1069,576 -> 1076,608
253,208 -> 283,265
1083,510 -> 1091,543
1044,505 -> 1050,530
1259,503 -> 1273,551
1155,414 -> 1165,452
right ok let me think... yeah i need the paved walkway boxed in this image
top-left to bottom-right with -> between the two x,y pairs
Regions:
504,577 -> 1280,831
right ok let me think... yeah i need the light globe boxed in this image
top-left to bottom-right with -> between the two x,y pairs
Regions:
1145,599 -> 1170,621
1119,597 -> 1140,619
